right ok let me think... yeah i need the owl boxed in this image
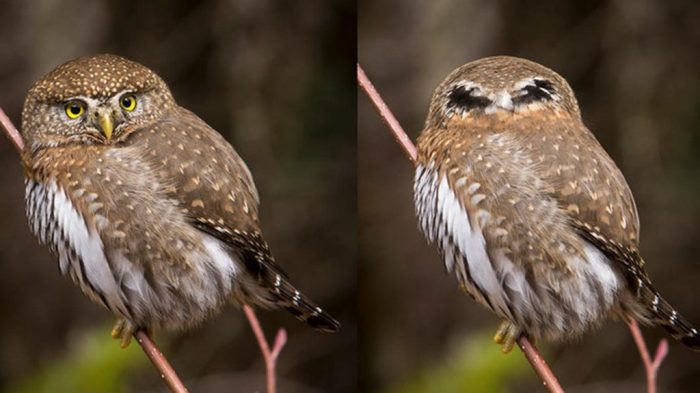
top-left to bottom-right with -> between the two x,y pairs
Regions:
414,55 -> 699,352
21,54 -> 339,347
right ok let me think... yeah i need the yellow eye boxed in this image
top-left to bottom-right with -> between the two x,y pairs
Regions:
120,94 -> 137,111
64,101 -> 86,119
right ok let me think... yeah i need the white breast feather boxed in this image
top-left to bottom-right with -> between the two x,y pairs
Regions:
109,250 -> 151,300
415,165 -> 438,241
435,175 -> 510,315
49,181 -> 130,317
416,165 -> 510,316
200,234 -> 238,285
574,241 -> 620,315
494,248 -> 537,311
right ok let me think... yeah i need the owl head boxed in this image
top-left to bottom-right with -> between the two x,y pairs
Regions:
427,56 -> 581,128
21,54 -> 175,153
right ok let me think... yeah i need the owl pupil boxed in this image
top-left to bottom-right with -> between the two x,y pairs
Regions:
69,104 -> 81,115
122,97 -> 131,107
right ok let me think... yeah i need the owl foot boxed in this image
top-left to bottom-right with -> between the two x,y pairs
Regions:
493,320 -> 521,353
110,318 -> 136,348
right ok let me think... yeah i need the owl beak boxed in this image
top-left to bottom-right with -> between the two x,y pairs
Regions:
98,112 -> 113,140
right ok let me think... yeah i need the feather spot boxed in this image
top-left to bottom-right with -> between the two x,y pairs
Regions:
467,182 -> 481,194
471,194 -> 486,205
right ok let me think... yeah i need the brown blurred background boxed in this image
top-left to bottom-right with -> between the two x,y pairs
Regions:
4,0 -> 700,392
0,1 -> 355,392
359,0 -> 700,392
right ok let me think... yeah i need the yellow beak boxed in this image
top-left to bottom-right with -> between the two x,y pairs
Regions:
98,112 -> 113,140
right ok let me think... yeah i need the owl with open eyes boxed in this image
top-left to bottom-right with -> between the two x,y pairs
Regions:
21,54 -> 339,346
414,56 -> 700,352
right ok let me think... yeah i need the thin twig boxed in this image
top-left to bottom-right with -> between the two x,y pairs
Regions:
0,106 -> 188,393
357,64 -> 417,163
358,63 -> 565,392
628,320 -> 669,393
0,107 -> 24,152
243,305 -> 288,393
135,330 -> 189,393
518,337 -> 565,393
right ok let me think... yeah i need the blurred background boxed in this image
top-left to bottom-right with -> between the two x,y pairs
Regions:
0,1 -> 355,392
359,0 -> 700,392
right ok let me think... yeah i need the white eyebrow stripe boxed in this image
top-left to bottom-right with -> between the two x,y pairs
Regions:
513,78 -> 536,90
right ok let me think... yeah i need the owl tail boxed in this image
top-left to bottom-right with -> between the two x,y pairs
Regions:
238,264 -> 340,333
196,225 -> 341,333
239,266 -> 340,332
238,250 -> 340,332
636,284 -> 700,350
264,270 -> 340,332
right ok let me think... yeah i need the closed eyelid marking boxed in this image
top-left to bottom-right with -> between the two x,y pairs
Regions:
447,85 -> 492,110
513,78 -> 556,105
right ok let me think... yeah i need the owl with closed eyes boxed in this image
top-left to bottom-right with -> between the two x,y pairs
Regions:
21,54 -> 339,347
414,56 -> 700,352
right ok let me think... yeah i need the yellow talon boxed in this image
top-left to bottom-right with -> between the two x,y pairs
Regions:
493,320 -> 510,344
493,320 -> 521,353
501,334 -> 516,353
110,318 -> 136,348
119,334 -> 133,348
110,318 -> 126,339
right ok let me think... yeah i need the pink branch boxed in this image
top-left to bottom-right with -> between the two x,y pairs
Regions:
1,106 -> 190,392
518,337 -> 565,393
358,63 -> 566,392
243,305 -> 288,393
628,320 -> 669,393
135,330 -> 189,393
0,108 -> 24,151
357,64 -> 417,163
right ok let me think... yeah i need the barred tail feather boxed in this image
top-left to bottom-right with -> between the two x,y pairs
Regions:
239,260 -> 340,333
637,285 -> 700,350
241,252 -> 341,333
572,219 -> 699,349
269,272 -> 341,333
193,224 -> 341,333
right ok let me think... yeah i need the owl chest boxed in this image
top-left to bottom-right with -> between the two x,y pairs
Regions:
414,162 -> 513,318
414,159 -> 624,337
24,178 -> 131,317
24,174 -> 241,329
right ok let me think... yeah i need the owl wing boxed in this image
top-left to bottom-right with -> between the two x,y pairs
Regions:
535,125 -> 647,288
135,108 -> 339,332
548,127 -> 700,347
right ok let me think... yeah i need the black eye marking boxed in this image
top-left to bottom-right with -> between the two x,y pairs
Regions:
534,79 -> 554,92
514,79 -> 556,105
447,85 -> 492,111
